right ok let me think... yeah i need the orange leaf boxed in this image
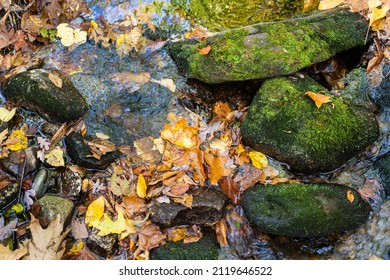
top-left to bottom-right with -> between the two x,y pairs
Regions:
213,101 -> 231,118
346,190 -> 355,203
204,152 -> 232,185
305,91 -> 332,108
198,45 -> 211,55
160,118 -> 198,149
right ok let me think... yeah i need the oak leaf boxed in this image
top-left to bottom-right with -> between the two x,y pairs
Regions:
0,244 -> 28,260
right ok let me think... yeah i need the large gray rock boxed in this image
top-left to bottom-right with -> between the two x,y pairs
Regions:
375,152 -> 390,196
241,183 -> 371,237
167,7 -> 367,83
241,75 -> 378,173
3,69 -> 88,124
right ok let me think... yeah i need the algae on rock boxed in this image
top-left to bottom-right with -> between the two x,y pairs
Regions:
167,7 -> 367,84
240,76 -> 379,173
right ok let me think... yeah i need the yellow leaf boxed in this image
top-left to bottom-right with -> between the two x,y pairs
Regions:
249,151 -> 268,169
368,6 -> 390,28
6,129 -> 28,151
305,91 -> 332,108
346,190 -> 355,203
85,196 -> 105,226
48,72 -> 62,88
56,23 -> 87,47
368,0 -> 382,9
93,212 -> 136,239
161,118 -> 198,149
318,0 -> 345,10
136,174 -> 147,198
44,148 -> 65,167
95,132 -> 110,140
0,107 -> 16,122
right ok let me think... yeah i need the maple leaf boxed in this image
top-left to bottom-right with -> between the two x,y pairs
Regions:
23,214 -> 69,260
161,118 -> 198,149
37,136 -> 50,150
204,151 -> 233,185
5,129 -> 28,151
305,91 -> 332,108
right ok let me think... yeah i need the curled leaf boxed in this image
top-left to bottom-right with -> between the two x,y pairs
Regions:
305,91 -> 332,108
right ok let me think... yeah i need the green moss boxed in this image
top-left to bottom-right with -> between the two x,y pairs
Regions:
241,76 -> 378,173
241,183 -> 370,237
150,234 -> 220,260
167,7 -> 367,83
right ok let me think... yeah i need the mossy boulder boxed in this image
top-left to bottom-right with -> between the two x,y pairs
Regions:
167,7 -> 367,84
173,0 -> 318,32
241,183 -> 371,237
241,76 -> 378,173
37,195 -> 75,227
3,69 -> 88,124
150,234 -> 220,260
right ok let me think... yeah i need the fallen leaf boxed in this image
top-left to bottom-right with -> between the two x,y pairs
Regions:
305,91 -> 332,108
346,190 -> 355,203
6,129 -> 28,151
0,244 -> 28,260
368,5 -> 390,28
213,101 -> 231,119
44,148 -> 65,167
71,217 -> 89,240
85,196 -> 105,226
95,132 -> 110,140
0,107 -> 16,122
351,0 -> 369,11
56,23 -> 87,47
220,176 -> 240,204
198,45 -> 211,55
110,172 -> 131,196
135,221 -> 166,258
136,174 -> 147,198
204,152 -> 232,185
92,211 -> 136,239
161,118 -> 198,149
318,0 -> 345,10
48,72 -> 62,88
150,78 -> 176,93
23,214 -> 69,260
37,136 -> 50,150
215,219 -> 228,246
249,151 -> 268,169
123,195 -> 147,217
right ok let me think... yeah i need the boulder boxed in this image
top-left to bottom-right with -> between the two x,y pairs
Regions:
167,7 -> 367,83
3,69 -> 88,123
241,183 -> 371,237
241,76 -> 378,173
375,152 -> 390,196
0,182 -> 18,210
37,195 -> 75,227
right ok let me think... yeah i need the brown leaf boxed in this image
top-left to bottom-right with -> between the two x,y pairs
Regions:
123,195 -> 147,218
204,151 -> 232,186
23,214 -> 69,260
213,101 -> 231,119
48,72 -> 63,88
71,217 -> 89,240
216,219 -> 228,246
135,221 -> 166,258
220,176 -> 240,204
198,45 -> 211,55
0,244 -> 28,260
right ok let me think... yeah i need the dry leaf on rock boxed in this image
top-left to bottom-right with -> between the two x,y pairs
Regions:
23,215 -> 69,260
204,152 -> 233,185
92,211 -> 136,239
56,23 -> 87,47
150,78 -> 176,93
71,217 -> 89,240
0,107 -> 16,123
198,45 -> 211,55
48,72 -> 62,88
305,91 -> 332,108
44,147 -> 65,167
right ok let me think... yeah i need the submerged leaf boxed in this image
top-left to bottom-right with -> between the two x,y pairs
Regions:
249,151 -> 268,169
161,118 -> 198,149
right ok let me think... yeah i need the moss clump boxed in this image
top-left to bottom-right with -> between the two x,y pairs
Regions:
241,76 -> 378,173
241,183 -> 370,237
167,7 -> 367,84
150,234 -> 220,260
172,0 -> 315,32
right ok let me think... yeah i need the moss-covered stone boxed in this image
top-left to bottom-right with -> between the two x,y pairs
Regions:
3,69 -> 88,124
38,195 -> 75,226
167,7 -> 367,84
173,0 -> 318,31
241,183 -> 371,237
150,234 -> 220,260
241,76 -> 378,173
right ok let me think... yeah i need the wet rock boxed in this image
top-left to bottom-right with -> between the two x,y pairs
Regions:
241,76 -> 379,173
150,189 -> 228,226
37,194 -> 75,227
40,122 -> 61,136
0,146 -> 40,178
332,200 -> 390,260
31,168 -> 49,199
87,228 -> 117,258
3,69 -> 88,124
241,183 -> 371,237
0,182 -> 18,209
61,169 -> 82,197
65,133 -> 122,169
375,152 -> 390,196
174,0 -> 318,32
369,64 -> 390,110
150,231 -> 220,260
167,7 -> 367,83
